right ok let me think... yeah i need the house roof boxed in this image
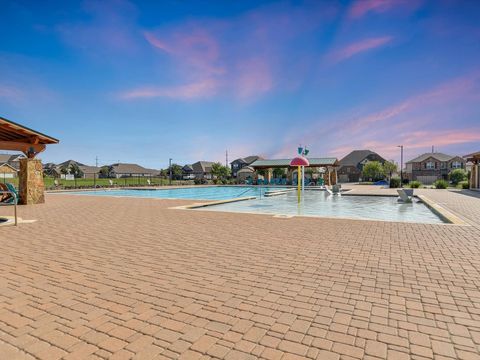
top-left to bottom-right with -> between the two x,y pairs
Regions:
192,161 -> 214,173
0,153 -> 24,163
78,165 -> 101,174
0,163 -> 17,171
231,155 -> 263,165
110,163 -> 155,174
338,150 -> 382,167
183,164 -> 194,171
251,157 -> 338,168
59,160 -> 86,167
406,152 -> 459,163
237,166 -> 255,173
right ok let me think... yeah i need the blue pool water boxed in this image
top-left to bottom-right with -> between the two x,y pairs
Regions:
199,191 -> 445,224
65,186 -> 284,201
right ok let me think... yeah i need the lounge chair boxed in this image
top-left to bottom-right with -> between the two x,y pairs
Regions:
0,183 -> 18,226
397,189 -> 413,203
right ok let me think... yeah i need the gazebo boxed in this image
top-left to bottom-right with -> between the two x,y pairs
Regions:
250,157 -> 339,185
0,116 -> 59,204
465,151 -> 480,190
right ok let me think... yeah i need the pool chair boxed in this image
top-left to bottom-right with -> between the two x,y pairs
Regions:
397,189 -> 413,203
270,179 -> 275,185
0,183 -> 18,226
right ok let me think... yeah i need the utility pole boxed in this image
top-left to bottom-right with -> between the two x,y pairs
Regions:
169,158 -> 172,186
397,145 -> 404,187
95,156 -> 98,167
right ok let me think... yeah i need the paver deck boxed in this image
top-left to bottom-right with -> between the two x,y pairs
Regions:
0,188 -> 479,359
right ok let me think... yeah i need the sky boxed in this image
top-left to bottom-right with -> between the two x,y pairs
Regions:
0,0 -> 479,169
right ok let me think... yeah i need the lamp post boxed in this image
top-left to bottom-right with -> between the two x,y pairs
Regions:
397,145 -> 403,187
169,158 -> 172,186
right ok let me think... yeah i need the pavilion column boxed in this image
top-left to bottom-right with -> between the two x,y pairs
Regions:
267,168 -> 272,182
471,162 -> 479,189
19,158 -> 45,205
332,167 -> 338,185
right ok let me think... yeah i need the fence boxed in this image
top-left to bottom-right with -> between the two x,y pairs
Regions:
0,173 -> 195,190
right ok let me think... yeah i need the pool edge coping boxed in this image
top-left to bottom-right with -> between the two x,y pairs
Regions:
417,194 -> 468,226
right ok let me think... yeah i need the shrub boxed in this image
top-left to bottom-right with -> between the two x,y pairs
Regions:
362,161 -> 384,181
389,177 -> 401,188
194,178 -> 207,185
459,180 -> 470,189
433,179 -> 448,189
449,169 -> 467,185
409,180 -> 422,188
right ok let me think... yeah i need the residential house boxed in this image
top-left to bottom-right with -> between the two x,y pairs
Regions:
0,163 -> 17,179
78,165 -> 101,179
0,153 -> 26,177
405,152 -> 465,184
108,163 -> 156,178
230,155 -> 263,178
182,164 -> 194,180
191,161 -> 214,180
337,150 -> 386,183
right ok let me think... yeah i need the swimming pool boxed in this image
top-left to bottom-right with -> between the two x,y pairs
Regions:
65,186 -> 285,201
198,191 -> 446,224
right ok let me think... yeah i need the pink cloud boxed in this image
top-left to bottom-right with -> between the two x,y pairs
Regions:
348,0 -> 423,19
120,79 -> 218,100
348,0 -> 397,18
234,58 -> 273,98
121,2 -> 336,102
270,69 -> 480,162
327,36 -> 393,63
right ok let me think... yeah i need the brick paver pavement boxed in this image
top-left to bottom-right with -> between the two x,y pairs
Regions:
0,189 -> 479,359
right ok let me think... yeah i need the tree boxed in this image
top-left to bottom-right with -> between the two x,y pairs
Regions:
273,168 -> 286,178
61,163 -> 84,178
168,164 -> 183,180
362,161 -> 384,181
382,161 -> 397,180
99,166 -> 111,178
211,162 -> 231,181
449,169 -> 467,185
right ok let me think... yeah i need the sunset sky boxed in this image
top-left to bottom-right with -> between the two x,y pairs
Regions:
1,0 -> 479,168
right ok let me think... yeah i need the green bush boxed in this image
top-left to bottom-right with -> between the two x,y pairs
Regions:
409,180 -> 422,188
433,179 -> 448,189
389,177 -> 401,188
459,180 -> 470,189
449,169 -> 467,185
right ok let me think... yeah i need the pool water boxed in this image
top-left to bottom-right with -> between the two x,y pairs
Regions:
65,186 -> 284,201
199,191 -> 445,224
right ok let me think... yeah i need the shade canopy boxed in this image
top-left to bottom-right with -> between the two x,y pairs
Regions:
290,156 -> 310,167
0,116 -> 59,157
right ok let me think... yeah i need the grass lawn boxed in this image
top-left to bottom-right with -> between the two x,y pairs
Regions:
0,176 -> 193,189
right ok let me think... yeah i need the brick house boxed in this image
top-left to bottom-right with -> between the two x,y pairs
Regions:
405,152 -> 465,184
337,150 -> 386,182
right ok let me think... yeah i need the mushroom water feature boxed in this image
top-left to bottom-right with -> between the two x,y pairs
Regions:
290,146 -> 310,203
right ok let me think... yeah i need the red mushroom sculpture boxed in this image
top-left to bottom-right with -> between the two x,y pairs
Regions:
290,156 -> 310,202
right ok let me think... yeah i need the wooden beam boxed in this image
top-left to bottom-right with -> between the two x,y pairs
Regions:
0,140 -> 46,158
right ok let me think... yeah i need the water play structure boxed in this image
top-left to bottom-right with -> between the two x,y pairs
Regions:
290,146 -> 310,203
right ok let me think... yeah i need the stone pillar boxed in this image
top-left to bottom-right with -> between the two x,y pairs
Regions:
266,168 -> 273,182
471,163 -> 479,189
19,158 -> 45,205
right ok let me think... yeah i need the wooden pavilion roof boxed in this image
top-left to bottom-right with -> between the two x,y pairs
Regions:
0,116 -> 59,158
